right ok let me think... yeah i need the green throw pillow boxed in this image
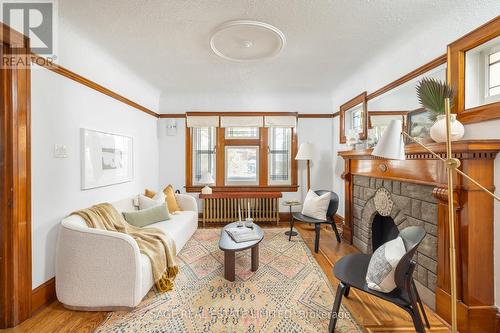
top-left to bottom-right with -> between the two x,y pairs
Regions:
122,204 -> 170,228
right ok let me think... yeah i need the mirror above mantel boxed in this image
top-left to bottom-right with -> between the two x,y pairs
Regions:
366,62 -> 447,146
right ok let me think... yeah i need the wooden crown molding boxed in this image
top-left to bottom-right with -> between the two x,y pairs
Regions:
31,54 -> 159,118
367,54 -> 447,101
161,112 -> 336,119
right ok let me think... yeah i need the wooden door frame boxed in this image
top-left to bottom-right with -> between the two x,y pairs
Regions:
1,22 -> 32,328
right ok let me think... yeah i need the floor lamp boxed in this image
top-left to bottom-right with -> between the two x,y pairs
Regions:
372,99 -> 500,333
296,142 -> 315,190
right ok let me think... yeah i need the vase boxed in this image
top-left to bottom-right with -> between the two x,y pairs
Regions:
430,114 -> 465,143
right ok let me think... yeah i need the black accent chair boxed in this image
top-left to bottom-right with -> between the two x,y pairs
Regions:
288,190 -> 341,253
328,226 -> 430,333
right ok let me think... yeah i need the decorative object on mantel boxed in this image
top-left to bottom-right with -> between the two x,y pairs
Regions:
80,128 -> 133,190
345,129 -> 360,149
295,142 -> 315,190
199,172 -> 215,195
372,100 -> 500,333
416,77 -> 464,143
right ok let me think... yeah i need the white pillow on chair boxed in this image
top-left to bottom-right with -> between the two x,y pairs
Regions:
301,190 -> 331,220
366,236 -> 406,293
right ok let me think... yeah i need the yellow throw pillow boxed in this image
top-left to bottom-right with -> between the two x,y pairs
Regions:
144,189 -> 156,199
163,185 -> 181,212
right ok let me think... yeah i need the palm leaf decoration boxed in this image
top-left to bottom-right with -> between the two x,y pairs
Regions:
416,77 -> 454,121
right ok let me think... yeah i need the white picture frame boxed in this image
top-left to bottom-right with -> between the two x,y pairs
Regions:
81,128 -> 134,190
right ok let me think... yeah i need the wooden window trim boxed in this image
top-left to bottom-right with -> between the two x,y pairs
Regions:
448,16 -> 500,124
339,92 -> 368,144
185,112 -> 298,193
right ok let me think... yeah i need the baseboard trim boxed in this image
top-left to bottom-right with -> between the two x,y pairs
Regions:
31,278 -> 56,315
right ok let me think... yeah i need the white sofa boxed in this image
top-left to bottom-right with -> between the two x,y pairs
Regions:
55,193 -> 198,310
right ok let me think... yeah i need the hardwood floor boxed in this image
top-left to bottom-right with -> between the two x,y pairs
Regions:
6,223 -> 450,333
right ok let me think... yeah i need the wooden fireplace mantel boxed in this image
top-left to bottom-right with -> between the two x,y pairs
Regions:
339,139 -> 500,333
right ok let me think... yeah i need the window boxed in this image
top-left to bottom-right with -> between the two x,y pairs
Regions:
487,50 -> 500,97
225,146 -> 259,185
464,36 -> 500,108
225,127 -> 259,139
191,127 -> 216,185
268,127 -> 291,185
186,113 -> 298,192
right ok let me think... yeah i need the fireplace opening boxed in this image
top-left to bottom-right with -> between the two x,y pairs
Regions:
372,213 -> 400,251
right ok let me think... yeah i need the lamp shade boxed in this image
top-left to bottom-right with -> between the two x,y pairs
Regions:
295,143 -> 315,160
199,172 -> 215,185
372,119 -> 406,160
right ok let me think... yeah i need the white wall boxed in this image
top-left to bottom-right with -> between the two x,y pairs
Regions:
329,9 -> 500,305
31,19 -> 161,289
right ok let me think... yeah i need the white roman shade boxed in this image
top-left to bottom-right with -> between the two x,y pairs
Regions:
186,116 -> 219,128
264,116 -> 297,128
220,116 -> 264,128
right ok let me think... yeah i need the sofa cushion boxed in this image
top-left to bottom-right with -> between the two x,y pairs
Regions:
163,185 -> 181,212
148,211 -> 198,253
123,204 -> 171,228
138,194 -> 167,210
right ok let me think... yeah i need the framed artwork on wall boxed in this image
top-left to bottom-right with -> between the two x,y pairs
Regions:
81,128 -> 134,190
407,108 -> 433,141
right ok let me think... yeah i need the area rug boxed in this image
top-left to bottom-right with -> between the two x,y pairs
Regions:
96,228 -> 362,333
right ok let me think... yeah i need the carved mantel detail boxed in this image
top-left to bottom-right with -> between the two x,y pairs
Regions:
339,140 -> 500,333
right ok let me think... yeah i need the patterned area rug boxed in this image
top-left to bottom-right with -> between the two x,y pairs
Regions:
96,228 -> 362,333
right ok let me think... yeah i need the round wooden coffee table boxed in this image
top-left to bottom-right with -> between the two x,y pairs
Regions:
219,222 -> 264,282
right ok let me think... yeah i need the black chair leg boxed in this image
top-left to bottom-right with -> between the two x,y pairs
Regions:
331,221 -> 341,243
344,285 -> 350,298
288,217 -> 295,242
329,282 -> 346,333
314,223 -> 320,253
412,280 -> 430,329
406,305 -> 426,333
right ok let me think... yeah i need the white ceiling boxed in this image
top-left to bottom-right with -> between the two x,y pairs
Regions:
59,1 -> 479,98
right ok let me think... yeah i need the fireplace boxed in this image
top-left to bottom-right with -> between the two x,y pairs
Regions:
339,141 -> 500,333
372,213 -> 399,251
351,176 -> 438,308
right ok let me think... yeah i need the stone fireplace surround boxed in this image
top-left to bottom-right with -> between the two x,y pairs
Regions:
352,175 -> 437,308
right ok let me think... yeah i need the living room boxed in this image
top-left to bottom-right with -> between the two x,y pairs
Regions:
1,1 -> 500,332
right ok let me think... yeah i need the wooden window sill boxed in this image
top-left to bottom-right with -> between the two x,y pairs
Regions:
185,185 -> 299,193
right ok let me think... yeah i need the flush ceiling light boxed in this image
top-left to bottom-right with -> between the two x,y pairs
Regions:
210,20 -> 286,62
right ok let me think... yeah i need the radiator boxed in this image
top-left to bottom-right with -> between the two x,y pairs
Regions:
201,196 -> 281,226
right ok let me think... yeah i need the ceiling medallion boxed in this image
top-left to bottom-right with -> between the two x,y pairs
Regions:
210,20 -> 286,62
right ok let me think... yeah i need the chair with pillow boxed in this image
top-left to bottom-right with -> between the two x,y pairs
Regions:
328,226 -> 430,333
288,190 -> 341,253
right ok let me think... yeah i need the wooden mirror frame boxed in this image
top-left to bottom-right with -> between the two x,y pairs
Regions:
448,16 -> 500,124
368,111 -> 409,130
339,92 -> 368,144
